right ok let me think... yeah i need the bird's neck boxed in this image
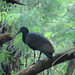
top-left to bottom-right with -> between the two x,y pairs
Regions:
22,32 -> 28,43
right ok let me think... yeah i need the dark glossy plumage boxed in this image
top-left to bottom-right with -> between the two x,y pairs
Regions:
25,32 -> 54,53
2,0 -> 25,5
14,27 -> 54,60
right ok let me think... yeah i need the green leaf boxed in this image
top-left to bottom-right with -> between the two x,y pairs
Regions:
44,32 -> 53,38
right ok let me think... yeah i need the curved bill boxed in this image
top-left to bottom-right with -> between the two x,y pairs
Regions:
13,31 -> 21,39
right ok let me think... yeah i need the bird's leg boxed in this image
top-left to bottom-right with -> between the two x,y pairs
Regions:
34,50 -> 36,63
38,52 -> 42,61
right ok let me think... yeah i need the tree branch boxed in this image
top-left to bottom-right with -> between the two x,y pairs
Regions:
16,47 -> 75,75
0,33 -> 12,45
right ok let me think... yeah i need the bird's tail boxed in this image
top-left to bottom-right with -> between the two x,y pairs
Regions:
44,51 -> 53,58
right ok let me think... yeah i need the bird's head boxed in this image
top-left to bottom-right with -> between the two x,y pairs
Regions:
19,27 -> 29,33
13,27 -> 29,39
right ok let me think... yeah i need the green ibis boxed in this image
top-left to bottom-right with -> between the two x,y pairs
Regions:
14,27 -> 54,61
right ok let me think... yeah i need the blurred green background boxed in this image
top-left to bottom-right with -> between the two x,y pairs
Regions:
0,0 -> 75,75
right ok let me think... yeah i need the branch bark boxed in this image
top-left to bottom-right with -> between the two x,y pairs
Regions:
16,47 -> 75,75
0,33 -> 12,45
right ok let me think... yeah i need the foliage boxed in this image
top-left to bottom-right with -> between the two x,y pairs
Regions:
0,0 -> 75,75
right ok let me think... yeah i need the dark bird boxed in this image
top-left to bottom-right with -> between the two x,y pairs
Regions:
14,27 -> 54,61
2,0 -> 25,6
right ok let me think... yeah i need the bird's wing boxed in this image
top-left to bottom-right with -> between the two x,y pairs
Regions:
26,32 -> 54,53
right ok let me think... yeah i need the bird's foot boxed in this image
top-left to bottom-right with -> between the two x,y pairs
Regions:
30,62 -> 35,66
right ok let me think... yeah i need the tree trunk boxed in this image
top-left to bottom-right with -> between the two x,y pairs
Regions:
65,59 -> 75,75
0,33 -> 12,45
16,47 -> 75,75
